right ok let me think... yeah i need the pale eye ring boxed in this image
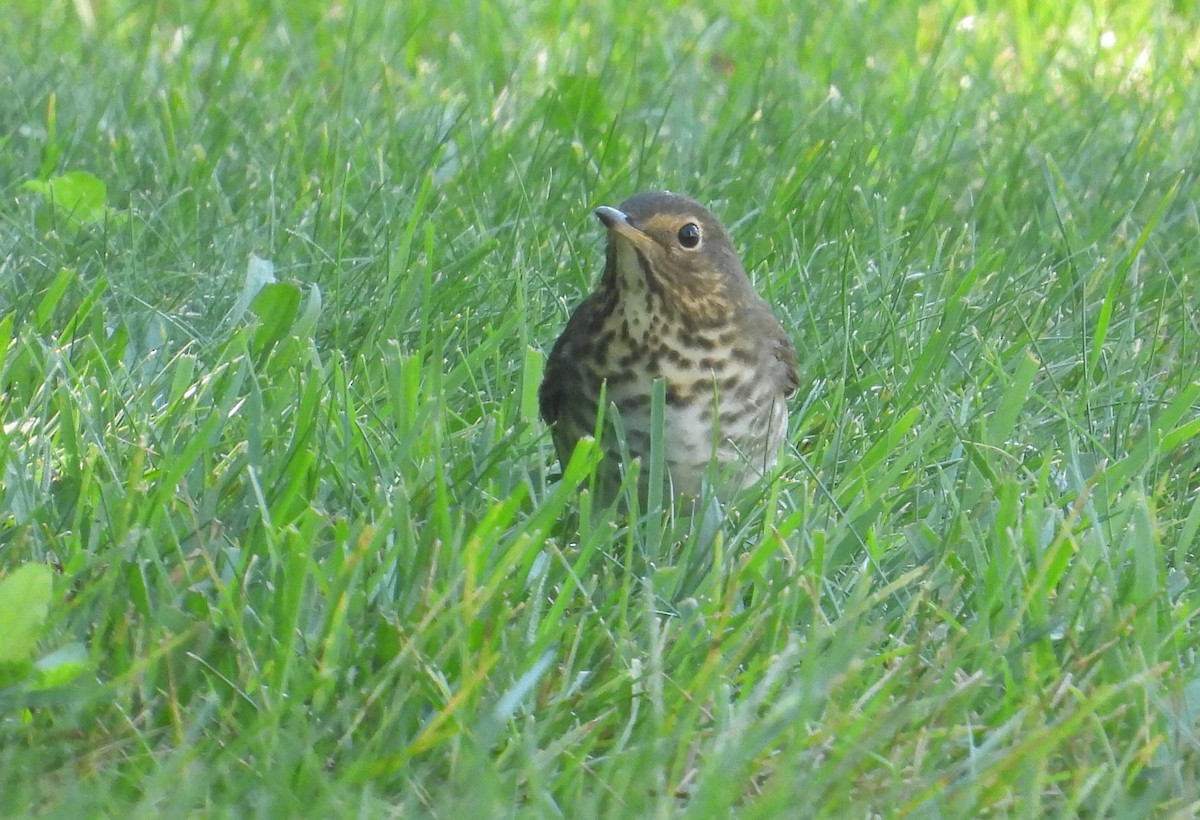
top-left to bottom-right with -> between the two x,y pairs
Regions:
677,222 -> 702,249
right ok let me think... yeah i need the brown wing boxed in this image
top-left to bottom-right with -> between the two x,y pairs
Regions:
745,298 -> 800,398
776,332 -> 800,396
538,337 -> 569,427
539,293 -> 609,465
539,299 -> 595,426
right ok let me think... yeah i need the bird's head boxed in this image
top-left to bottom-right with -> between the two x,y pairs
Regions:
596,191 -> 750,323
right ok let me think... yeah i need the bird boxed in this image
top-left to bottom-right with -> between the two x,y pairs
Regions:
539,191 -> 799,503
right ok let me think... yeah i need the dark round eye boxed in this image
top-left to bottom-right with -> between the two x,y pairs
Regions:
677,222 -> 702,249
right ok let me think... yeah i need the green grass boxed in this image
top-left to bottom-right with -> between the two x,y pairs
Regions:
2,0 -> 1200,815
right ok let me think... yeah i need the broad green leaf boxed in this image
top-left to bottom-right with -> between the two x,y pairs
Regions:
227,253 -> 277,326
24,170 -> 108,227
0,564 -> 53,665
33,644 -> 89,689
251,281 -> 303,356
292,283 -> 323,339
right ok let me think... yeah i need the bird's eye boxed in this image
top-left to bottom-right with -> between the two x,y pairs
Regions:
677,222 -> 702,249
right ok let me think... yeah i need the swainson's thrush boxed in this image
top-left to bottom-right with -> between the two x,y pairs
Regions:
540,191 -> 798,501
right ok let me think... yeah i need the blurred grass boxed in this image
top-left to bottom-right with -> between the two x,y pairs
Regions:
1,0 -> 1199,815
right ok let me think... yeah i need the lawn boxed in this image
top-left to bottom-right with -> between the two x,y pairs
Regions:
2,0 -> 1199,815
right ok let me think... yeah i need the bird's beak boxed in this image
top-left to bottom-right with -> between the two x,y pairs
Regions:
595,206 -> 654,250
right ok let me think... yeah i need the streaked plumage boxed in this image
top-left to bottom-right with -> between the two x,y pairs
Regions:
540,191 -> 798,501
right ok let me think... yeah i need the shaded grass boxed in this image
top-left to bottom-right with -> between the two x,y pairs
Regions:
2,0 -> 1200,815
